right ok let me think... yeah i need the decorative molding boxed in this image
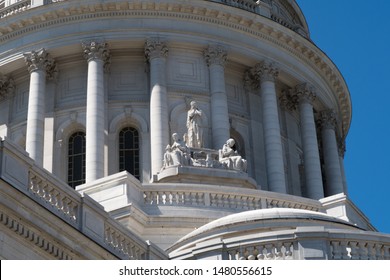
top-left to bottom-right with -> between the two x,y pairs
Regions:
82,41 -> 111,72
144,39 -> 168,60
0,1 -> 351,135
318,109 -> 337,130
251,60 -> 279,82
204,45 -> 227,67
293,82 -> 316,105
23,48 -> 57,79
0,208 -> 75,259
0,74 -> 15,101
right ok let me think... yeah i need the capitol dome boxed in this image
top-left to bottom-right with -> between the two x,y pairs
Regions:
0,0 -> 388,260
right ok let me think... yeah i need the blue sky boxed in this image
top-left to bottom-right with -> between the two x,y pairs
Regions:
297,1 -> 390,233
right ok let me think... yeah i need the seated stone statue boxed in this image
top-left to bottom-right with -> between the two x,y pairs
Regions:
162,133 -> 192,170
219,138 -> 247,172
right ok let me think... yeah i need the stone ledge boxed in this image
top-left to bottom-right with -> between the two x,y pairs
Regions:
154,165 -> 257,189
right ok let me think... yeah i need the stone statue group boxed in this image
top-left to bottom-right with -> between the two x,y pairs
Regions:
162,101 -> 247,172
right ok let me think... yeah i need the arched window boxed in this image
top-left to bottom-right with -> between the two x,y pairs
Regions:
119,127 -> 140,179
68,131 -> 86,188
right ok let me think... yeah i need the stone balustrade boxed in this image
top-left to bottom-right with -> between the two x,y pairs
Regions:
0,0 -> 30,18
29,168 -> 80,224
226,231 -> 390,260
0,137 -> 168,260
143,184 -> 321,212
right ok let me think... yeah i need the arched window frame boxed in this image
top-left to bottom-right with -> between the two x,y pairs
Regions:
67,131 -> 86,188
118,126 -> 140,179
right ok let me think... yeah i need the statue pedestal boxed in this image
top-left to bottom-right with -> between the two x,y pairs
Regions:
154,165 -> 257,189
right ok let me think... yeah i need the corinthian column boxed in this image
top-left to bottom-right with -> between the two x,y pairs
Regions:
0,75 -> 15,139
82,41 -> 110,182
293,83 -> 324,199
252,61 -> 286,193
204,46 -> 230,149
24,49 -> 56,166
145,39 -> 169,176
319,110 -> 344,196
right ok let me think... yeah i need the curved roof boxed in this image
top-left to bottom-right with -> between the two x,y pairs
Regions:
170,208 -> 361,251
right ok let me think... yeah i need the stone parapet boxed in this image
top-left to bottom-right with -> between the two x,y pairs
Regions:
0,137 -> 167,260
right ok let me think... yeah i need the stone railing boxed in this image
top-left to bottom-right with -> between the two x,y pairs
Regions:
143,184 -> 321,212
217,0 -> 259,14
0,0 -> 31,18
28,168 -> 80,225
227,231 -> 390,260
0,138 -> 168,260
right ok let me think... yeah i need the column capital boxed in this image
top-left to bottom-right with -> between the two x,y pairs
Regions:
251,60 -> 279,82
319,109 -> 337,130
0,74 -> 15,101
82,41 -> 111,72
204,45 -> 227,67
24,48 -> 57,76
293,83 -> 316,105
279,89 -> 297,111
145,39 -> 168,60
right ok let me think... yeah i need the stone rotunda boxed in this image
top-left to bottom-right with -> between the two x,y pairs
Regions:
0,0 -> 389,260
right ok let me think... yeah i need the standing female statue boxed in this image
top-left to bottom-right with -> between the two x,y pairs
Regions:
186,101 -> 203,148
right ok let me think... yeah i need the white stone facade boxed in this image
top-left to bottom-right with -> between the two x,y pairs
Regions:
0,0 -> 389,260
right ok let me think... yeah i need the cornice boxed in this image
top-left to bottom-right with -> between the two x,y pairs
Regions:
0,207 -> 76,259
0,0 -> 351,136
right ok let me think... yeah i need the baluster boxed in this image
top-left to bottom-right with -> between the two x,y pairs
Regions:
331,241 -> 341,259
247,246 -> 256,260
61,197 -> 70,217
184,192 -> 191,205
191,192 -> 197,205
197,192 -> 204,205
367,243 -> 376,260
144,192 -> 151,204
42,184 -> 51,203
256,245 -> 265,260
274,243 -> 283,259
178,192 -> 184,205
283,242 -> 293,259
236,195 -> 243,209
375,244 -> 383,260
216,194 -> 223,207
349,241 -> 359,260
228,250 -> 237,260
358,242 -> 368,260
265,244 -> 275,260
383,245 -> 390,260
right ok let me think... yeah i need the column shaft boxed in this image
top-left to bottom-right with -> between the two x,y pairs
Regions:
145,40 -> 169,176
83,41 -> 109,183
261,79 -> 287,193
86,59 -> 105,182
26,70 -> 46,165
205,46 -> 230,149
300,101 -> 324,199
320,110 -> 344,195
294,84 -> 324,199
24,49 -> 55,167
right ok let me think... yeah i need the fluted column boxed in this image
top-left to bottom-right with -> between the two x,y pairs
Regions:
204,46 -> 230,149
82,41 -> 110,182
0,74 -> 15,139
145,39 -> 169,176
252,61 -> 286,193
24,49 -> 56,166
293,83 -> 324,199
319,110 -> 344,195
